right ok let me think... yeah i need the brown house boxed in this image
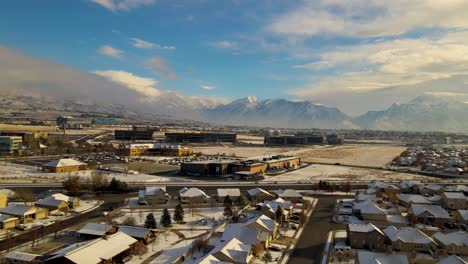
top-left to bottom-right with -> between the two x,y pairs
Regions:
407,204 -> 451,227
138,187 -> 169,205
441,192 -> 467,210
347,223 -> 386,250
433,231 -> 468,256
383,226 -> 437,253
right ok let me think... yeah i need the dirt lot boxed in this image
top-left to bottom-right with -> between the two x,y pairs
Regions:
192,145 -> 305,157
297,144 -> 406,167
127,161 -> 179,174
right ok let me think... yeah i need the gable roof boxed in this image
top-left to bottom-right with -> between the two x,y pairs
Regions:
383,226 -> 435,245
0,204 -> 37,216
5,252 -> 41,262
244,214 -> 276,233
221,223 -> 260,245
437,255 -> 467,264
0,214 -> 19,222
43,158 -> 87,168
144,186 -> 166,196
179,187 -> 209,198
217,188 -> 241,198
77,223 -> 114,236
273,189 -> 303,198
117,226 -> 151,239
51,193 -> 77,203
457,209 -> 468,221
353,201 -> 386,215
247,187 -> 273,197
199,254 -> 230,264
443,192 -> 467,199
357,250 -> 408,264
422,184 -> 443,191
348,223 -> 384,236
211,238 -> 251,264
397,194 -> 432,205
433,231 -> 468,247
443,185 -> 468,192
409,204 -> 450,219
36,196 -> 68,208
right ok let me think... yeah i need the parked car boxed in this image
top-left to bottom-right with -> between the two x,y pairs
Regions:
268,245 -> 282,252
16,224 -> 29,231
51,211 -> 65,216
43,220 -> 55,226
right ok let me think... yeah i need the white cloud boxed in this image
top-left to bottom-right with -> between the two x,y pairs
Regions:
94,70 -> 161,98
291,31 -> 468,98
97,45 -> 123,58
200,84 -> 216,90
145,56 -> 177,79
209,40 -> 239,49
268,0 -> 468,37
131,38 -> 175,50
90,0 -> 156,12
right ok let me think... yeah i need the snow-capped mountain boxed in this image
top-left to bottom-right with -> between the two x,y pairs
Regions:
353,95 -> 468,132
204,97 -> 357,129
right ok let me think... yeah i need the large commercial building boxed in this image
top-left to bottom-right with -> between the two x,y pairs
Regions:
115,143 -> 193,157
264,133 -> 344,145
180,155 -> 300,176
0,136 -> 23,155
114,126 -> 158,141
165,132 -> 237,143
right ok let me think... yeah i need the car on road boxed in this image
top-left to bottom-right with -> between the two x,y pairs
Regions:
16,224 -> 29,231
43,220 -> 55,226
198,219 -> 208,225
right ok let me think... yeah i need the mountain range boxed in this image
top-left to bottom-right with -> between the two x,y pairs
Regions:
1,46 -> 467,132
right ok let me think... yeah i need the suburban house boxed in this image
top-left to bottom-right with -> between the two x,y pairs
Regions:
347,223 -> 386,250
48,193 -> 80,209
210,238 -> 252,264
443,185 -> 468,193
138,187 -> 169,205
76,223 -> 117,239
453,209 -> 468,224
437,255 -> 467,264
243,215 -> 278,247
0,214 -> 19,229
433,231 -> 468,255
35,196 -> 69,214
0,204 -> 48,223
383,226 -> 437,252
356,251 -> 408,264
259,198 -> 293,220
247,188 -> 275,202
45,232 -> 137,264
407,204 -> 451,227
441,192 -> 467,210
4,252 -> 42,264
397,194 -> 432,208
352,201 -> 387,221
217,188 -> 241,202
199,255 -> 230,264
41,158 -> 87,173
117,226 -> 156,244
272,189 -> 303,203
399,181 -> 420,194
179,187 -> 210,204
420,184 -> 444,195
0,192 -> 6,208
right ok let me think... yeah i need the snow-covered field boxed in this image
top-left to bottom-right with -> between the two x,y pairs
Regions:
0,162 -> 194,183
262,164 -> 438,182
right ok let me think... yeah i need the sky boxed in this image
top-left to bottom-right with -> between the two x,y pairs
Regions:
1,0 -> 468,115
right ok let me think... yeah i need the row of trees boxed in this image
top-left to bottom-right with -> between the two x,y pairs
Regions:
143,202 -> 186,229
62,171 -> 128,196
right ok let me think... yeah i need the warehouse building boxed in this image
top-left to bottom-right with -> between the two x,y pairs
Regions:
115,143 -> 193,157
41,159 -> 88,173
264,133 -> 344,145
114,126 -> 159,141
165,132 -> 237,143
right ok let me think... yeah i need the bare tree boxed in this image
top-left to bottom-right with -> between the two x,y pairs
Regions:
122,216 -> 137,226
16,189 -> 35,205
90,170 -> 108,192
63,175 -> 81,196
130,241 -> 148,259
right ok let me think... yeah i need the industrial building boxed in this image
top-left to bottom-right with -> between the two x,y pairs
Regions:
115,143 -> 193,157
180,155 -> 300,176
114,126 -> 159,141
165,132 -> 237,143
41,159 -> 88,173
0,136 -> 23,155
264,133 -> 344,145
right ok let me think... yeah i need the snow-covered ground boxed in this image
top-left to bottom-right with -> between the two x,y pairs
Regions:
150,238 -> 195,264
262,164 -> 438,182
0,162 -> 194,183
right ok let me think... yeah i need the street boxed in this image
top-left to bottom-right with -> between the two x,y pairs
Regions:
289,195 -> 348,264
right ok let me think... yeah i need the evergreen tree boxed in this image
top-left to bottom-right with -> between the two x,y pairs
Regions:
161,208 -> 172,227
275,206 -> 283,223
223,195 -> 233,207
144,213 -> 157,229
223,205 -> 233,218
173,203 -> 185,224
237,195 -> 246,206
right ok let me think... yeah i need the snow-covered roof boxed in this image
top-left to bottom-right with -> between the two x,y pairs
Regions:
400,181 -> 420,189
262,199 -> 292,212
356,193 -> 378,202
199,255 -> 230,264
118,226 -> 151,239
0,214 -> 19,222
457,209 -> 468,221
211,238 -> 251,264
51,193 -> 77,203
443,192 -> 467,199
5,252 -> 41,262
409,204 -> 451,219
437,255 -> 467,264
42,158 -> 87,168
443,185 -> 468,192
144,186 -> 166,196
0,204 -> 38,216
357,250 -> 408,264
247,187 -> 273,197
348,223 -> 384,236
179,187 -> 209,198
353,201 -> 386,215
217,188 -> 241,198
433,231 -> 468,247
77,223 -> 114,236
365,188 -> 377,195
244,214 -> 276,233
36,196 -> 67,208
397,194 -> 431,204
383,226 -> 435,245
221,223 -> 260,245
273,189 -> 303,198
422,184 -> 443,191
47,232 -> 137,264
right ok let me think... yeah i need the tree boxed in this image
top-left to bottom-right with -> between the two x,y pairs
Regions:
237,195 -> 247,206
342,182 -> 352,194
90,170 -> 108,192
173,203 -> 185,224
262,251 -> 273,263
223,205 -> 233,218
130,241 -> 148,259
108,177 -> 128,193
62,175 -> 81,196
144,213 -> 157,229
16,188 -> 35,205
122,216 -> 137,226
223,195 -> 233,207
161,208 -> 172,227
275,206 -> 283,223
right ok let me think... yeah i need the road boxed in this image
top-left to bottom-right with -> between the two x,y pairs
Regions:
289,195 -> 348,264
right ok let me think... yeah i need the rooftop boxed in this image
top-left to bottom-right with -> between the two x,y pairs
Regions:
42,158 -> 87,168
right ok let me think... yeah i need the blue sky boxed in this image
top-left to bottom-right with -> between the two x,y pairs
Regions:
1,0 -> 468,114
